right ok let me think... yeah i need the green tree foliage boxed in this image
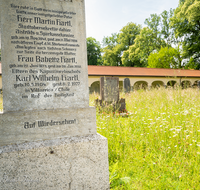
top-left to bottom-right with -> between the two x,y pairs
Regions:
160,9 -> 175,46
122,27 -> 160,67
170,0 -> 200,69
102,33 -> 121,66
148,47 -> 182,68
184,57 -> 197,69
118,22 -> 142,48
86,37 -> 102,65
102,23 -> 141,66
122,11 -> 173,67
102,33 -> 118,49
97,1 -> 200,69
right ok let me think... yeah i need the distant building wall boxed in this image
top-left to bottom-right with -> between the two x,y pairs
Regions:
89,75 -> 200,93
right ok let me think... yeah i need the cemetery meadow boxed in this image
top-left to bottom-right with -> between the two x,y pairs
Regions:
89,88 -> 200,189
2,88 -> 200,189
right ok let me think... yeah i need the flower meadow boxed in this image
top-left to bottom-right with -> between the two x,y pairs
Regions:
90,88 -> 200,190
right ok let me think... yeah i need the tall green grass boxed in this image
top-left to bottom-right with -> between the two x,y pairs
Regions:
90,88 -> 200,189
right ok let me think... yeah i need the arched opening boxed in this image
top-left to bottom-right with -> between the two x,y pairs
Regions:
181,80 -> 191,89
133,81 -> 148,90
151,81 -> 164,89
167,80 -> 177,88
192,80 -> 199,88
89,81 -> 100,94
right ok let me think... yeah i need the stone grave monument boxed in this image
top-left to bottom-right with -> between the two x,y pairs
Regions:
96,77 -> 125,112
0,0 -> 110,189
123,78 -> 131,93
100,77 -> 119,102
198,81 -> 200,90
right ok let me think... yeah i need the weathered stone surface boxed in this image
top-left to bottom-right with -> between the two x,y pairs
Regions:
0,134 -> 110,190
1,0 -> 89,112
0,1 -> 110,189
100,77 -> 119,102
198,81 -> 200,89
124,78 -> 131,93
0,107 -> 96,146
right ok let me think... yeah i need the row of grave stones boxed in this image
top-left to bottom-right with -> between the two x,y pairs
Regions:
102,79 -> 200,93
0,0 -> 110,189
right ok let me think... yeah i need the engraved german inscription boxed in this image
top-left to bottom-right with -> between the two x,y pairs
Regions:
4,2 -> 86,112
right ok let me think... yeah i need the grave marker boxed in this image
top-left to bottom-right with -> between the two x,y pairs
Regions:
0,1 -> 110,189
198,81 -> 200,90
100,77 -> 119,102
97,77 -> 126,112
123,78 -> 131,93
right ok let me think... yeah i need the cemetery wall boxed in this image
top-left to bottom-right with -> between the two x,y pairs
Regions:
89,76 -> 200,90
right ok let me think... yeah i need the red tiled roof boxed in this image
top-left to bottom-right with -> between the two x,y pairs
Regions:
88,65 -> 200,78
1,63 -> 200,77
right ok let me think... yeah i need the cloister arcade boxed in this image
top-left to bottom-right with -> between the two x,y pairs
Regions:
87,64 -> 200,94
88,76 -> 200,93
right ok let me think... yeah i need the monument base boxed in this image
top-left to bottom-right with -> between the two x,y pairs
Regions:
0,107 -> 97,146
0,134 -> 110,190
95,98 -> 126,112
